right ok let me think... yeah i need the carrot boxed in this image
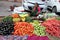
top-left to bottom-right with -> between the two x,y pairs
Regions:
13,22 -> 34,36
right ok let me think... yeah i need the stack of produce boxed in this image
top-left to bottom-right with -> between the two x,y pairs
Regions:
0,16 -> 14,35
12,13 -> 20,22
2,16 -> 13,22
30,20 -> 40,25
12,13 -> 29,22
13,22 -> 34,36
27,35 -> 50,40
0,35 -> 50,40
56,17 -> 60,20
42,19 -> 60,38
0,35 -> 28,40
25,17 -> 33,22
30,20 -> 46,36
44,13 -> 57,18
19,12 -> 29,22
33,25 -> 46,36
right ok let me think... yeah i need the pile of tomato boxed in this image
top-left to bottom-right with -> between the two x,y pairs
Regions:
42,19 -> 60,38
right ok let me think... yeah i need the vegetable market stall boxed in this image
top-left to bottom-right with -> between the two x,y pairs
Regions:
0,12 -> 60,40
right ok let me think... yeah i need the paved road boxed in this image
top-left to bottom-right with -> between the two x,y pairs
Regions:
0,1 -> 21,16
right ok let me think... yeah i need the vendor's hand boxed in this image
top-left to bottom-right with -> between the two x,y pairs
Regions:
36,13 -> 39,16
36,12 -> 39,16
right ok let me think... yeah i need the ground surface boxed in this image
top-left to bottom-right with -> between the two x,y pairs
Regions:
0,1 -> 21,16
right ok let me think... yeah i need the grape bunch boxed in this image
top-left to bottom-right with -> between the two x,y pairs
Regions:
0,16 -> 14,35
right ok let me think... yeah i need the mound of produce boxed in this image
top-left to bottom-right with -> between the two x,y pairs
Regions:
0,35 -> 28,40
27,35 -> 50,40
56,17 -> 60,20
13,18 -> 20,22
19,12 -> 29,22
30,20 -> 46,36
25,17 -> 33,22
2,16 -> 13,22
0,16 -> 14,35
11,13 -> 20,18
11,13 -> 21,22
13,22 -> 34,36
33,25 -> 46,36
30,20 -> 40,26
42,19 -> 60,38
